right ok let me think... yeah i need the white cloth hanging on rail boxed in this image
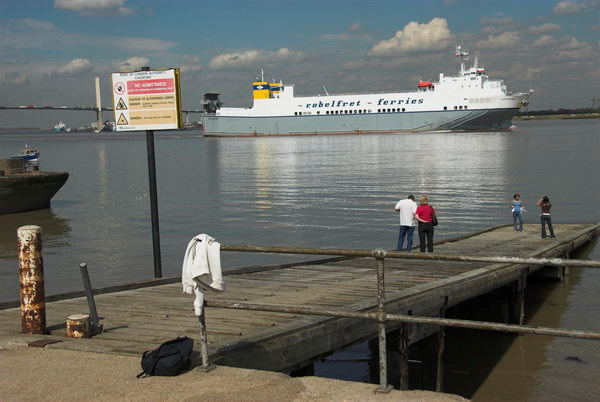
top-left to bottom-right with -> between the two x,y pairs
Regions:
182,234 -> 226,316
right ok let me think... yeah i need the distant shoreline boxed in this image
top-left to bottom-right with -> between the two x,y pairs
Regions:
515,113 -> 600,121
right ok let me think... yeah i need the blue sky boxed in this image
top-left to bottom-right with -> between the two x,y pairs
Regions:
1,0 -> 599,127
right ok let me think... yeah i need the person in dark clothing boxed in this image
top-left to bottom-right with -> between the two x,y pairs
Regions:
536,196 -> 555,238
415,195 -> 435,252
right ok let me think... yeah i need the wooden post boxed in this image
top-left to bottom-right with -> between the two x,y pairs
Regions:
419,299 -> 447,392
18,225 -> 46,334
398,310 -> 412,390
66,314 -> 91,338
563,252 -> 571,276
508,272 -> 526,325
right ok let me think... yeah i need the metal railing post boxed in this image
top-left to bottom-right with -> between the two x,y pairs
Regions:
373,248 -> 392,393
198,301 -> 215,372
79,263 -> 102,334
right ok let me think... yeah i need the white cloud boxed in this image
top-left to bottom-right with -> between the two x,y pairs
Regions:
477,32 -> 520,49
531,35 -> 559,47
3,72 -> 29,85
369,18 -> 452,56
180,55 -> 202,73
113,38 -> 176,52
114,57 -> 150,71
528,23 -> 561,34
54,0 -> 132,16
560,37 -> 588,49
16,18 -> 57,32
53,58 -> 92,75
553,1 -> 586,14
349,23 -> 361,32
0,20 -> 175,53
480,16 -> 514,25
208,48 -> 306,69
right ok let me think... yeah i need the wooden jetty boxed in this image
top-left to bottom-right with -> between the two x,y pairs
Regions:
1,223 -> 598,383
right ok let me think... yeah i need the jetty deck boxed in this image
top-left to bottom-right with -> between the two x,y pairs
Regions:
1,223 -> 598,373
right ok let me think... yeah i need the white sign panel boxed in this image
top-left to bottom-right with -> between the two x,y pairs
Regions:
111,68 -> 181,131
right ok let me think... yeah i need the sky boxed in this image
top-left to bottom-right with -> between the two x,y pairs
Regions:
0,0 -> 599,128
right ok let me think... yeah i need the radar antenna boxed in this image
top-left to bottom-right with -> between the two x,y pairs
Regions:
455,45 -> 470,75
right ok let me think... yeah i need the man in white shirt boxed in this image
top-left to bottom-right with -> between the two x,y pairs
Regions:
394,194 -> 417,251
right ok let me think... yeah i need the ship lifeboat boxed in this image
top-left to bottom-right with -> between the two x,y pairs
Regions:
418,81 -> 434,88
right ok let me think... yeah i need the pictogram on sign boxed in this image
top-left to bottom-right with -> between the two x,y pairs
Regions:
115,98 -> 128,110
114,82 -> 126,95
117,113 -> 129,125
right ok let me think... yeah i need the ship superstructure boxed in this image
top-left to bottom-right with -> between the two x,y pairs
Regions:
202,46 -> 531,136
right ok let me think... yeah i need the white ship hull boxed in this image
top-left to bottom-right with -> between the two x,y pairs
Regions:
203,107 -> 521,137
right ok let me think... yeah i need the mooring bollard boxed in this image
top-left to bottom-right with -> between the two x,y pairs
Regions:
18,225 -> 47,334
66,314 -> 91,338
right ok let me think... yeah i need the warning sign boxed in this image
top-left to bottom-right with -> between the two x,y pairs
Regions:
117,113 -> 129,125
110,68 -> 181,131
115,98 -> 128,110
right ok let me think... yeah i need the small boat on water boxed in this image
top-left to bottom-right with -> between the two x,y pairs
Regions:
54,121 -> 71,132
11,145 -> 40,162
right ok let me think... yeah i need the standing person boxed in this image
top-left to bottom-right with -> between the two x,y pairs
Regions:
536,196 -> 555,238
415,195 -> 435,252
512,193 -> 525,232
394,194 -> 417,251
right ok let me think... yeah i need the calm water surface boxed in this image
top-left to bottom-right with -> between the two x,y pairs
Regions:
1,119 -> 599,400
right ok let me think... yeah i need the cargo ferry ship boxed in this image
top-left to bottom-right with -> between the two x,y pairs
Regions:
202,46 -> 532,137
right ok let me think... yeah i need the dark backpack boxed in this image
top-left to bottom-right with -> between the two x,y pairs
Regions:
137,336 -> 194,378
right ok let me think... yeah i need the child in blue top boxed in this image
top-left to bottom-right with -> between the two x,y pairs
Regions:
512,193 -> 524,232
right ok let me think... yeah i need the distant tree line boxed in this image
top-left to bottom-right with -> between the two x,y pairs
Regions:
517,108 -> 598,116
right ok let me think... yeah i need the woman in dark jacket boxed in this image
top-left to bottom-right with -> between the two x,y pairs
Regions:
536,196 -> 555,238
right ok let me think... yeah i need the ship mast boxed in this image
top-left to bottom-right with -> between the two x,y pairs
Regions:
455,45 -> 469,75
261,67 -> 266,82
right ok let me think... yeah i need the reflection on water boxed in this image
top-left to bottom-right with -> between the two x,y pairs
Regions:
0,120 -> 599,400
0,209 -> 71,259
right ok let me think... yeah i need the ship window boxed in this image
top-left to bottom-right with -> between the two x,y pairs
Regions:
464,105 -> 468,109
459,106 -> 463,110
377,109 -> 381,113
387,108 -> 391,112
454,106 -> 458,110
335,111 -> 339,114
317,111 -> 320,114
294,112 -> 298,116
392,108 -> 396,112
402,108 -> 405,112
444,106 -> 447,110
299,112 -> 302,115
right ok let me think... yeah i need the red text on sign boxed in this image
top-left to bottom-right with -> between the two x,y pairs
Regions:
127,78 -> 175,95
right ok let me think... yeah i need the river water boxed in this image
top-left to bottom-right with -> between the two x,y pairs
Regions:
1,119 -> 599,400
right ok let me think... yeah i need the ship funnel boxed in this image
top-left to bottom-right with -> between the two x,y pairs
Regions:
203,93 -> 223,114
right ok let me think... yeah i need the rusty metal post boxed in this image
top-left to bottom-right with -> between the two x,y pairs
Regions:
18,225 -> 46,334
373,249 -> 392,393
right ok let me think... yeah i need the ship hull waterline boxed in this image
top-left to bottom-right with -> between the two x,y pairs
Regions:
203,108 -> 519,137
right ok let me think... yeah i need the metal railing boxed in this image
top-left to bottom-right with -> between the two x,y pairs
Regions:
197,243 -> 600,393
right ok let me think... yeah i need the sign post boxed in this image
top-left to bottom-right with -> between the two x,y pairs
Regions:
111,67 -> 182,278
